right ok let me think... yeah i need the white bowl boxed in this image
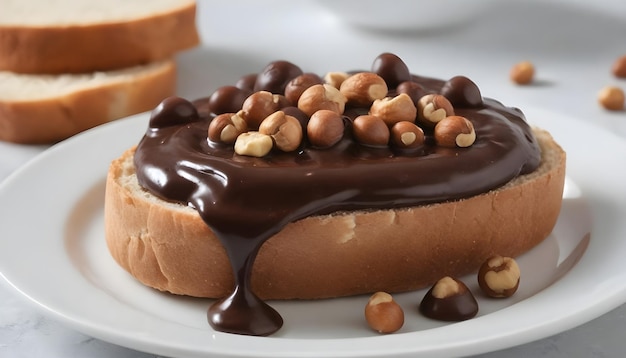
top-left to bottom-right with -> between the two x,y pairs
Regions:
316,0 -> 497,33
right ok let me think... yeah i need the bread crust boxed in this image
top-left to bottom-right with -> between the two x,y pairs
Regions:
0,2 -> 199,74
0,60 -> 176,144
104,129 -> 566,300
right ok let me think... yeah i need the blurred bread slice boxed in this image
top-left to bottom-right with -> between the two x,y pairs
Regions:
0,60 -> 176,143
0,0 -> 199,74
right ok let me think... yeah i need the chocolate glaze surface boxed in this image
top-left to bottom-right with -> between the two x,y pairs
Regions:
134,72 -> 540,336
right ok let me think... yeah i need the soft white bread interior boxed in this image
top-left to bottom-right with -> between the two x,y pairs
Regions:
104,128 -> 566,300
0,0 -> 199,74
0,60 -> 176,144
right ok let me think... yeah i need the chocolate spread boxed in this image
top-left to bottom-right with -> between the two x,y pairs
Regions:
133,56 -> 541,336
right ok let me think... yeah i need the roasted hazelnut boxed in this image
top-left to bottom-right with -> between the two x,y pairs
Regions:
434,115 -> 476,148
364,292 -> 404,334
390,121 -> 424,149
207,112 -> 248,144
241,91 -> 282,129
371,52 -> 411,88
208,86 -> 251,115
417,94 -> 455,129
259,111 -> 303,152
440,76 -> 483,108
613,55 -> 626,78
352,115 -> 390,147
510,61 -> 535,85
234,131 -> 273,157
307,109 -> 345,148
478,255 -> 521,298
284,73 -> 324,105
369,93 -> 417,126
419,276 -> 478,321
340,72 -> 388,107
298,84 -> 347,117
149,96 -> 199,129
598,86 -> 625,111
324,71 -> 350,89
254,60 -> 303,94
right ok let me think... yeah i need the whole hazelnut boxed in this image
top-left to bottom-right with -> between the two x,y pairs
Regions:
207,112 -> 248,144
477,255 -> 521,298
259,111 -> 303,152
612,55 -> 626,78
390,121 -> 424,149
369,93 -> 417,126
284,73 -> 323,105
241,91 -> 283,129
419,276 -> 478,321
339,72 -> 388,107
434,115 -> 476,148
510,61 -> 535,85
352,115 -> 390,147
254,60 -> 303,94
364,292 -> 404,334
417,94 -> 455,129
371,52 -> 411,88
149,96 -> 199,129
324,71 -> 350,89
298,84 -> 347,117
307,109 -> 345,148
598,86 -> 625,111
234,131 -> 273,157
440,76 -> 483,108
207,86 -> 251,115
396,81 -> 425,106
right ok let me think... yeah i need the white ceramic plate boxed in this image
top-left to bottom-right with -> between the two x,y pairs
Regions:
1,106 -> 625,358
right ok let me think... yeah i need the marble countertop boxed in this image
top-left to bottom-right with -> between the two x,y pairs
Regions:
2,0 -> 626,357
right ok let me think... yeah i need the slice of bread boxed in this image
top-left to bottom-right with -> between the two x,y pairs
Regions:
104,128 -> 566,300
0,0 -> 199,74
0,60 -> 176,143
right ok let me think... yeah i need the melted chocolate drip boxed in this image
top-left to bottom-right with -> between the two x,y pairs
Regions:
133,73 -> 540,336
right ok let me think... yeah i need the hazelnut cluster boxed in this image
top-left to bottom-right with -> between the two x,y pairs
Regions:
365,254 -> 521,334
204,53 -> 479,158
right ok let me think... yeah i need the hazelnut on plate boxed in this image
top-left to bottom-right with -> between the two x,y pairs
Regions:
419,276 -> 478,321
365,291 -> 404,334
477,255 -> 521,298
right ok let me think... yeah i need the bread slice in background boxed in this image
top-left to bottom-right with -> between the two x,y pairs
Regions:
0,60 -> 176,143
104,128 -> 566,300
0,0 -> 199,74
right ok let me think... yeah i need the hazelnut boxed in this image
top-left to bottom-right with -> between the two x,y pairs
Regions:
371,52 -> 411,88
241,91 -> 283,129
307,109 -> 345,148
234,131 -> 273,157
419,276 -> 478,321
369,93 -> 417,126
510,61 -> 535,85
598,86 -> 625,111
477,255 -> 521,298
396,81 -> 425,106
364,292 -> 404,334
352,115 -> 390,147
611,55 -> 626,78
440,76 -> 483,108
207,86 -> 251,115
339,72 -> 388,107
284,73 -> 323,105
259,111 -> 303,152
298,84 -> 347,117
417,94 -> 455,129
434,115 -> 476,148
324,71 -> 350,89
390,121 -> 424,149
207,112 -> 248,144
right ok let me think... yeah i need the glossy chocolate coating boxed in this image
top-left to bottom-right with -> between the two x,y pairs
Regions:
134,67 -> 540,336
419,278 -> 479,321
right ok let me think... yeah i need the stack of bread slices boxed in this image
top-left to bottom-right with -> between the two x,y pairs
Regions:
0,0 -> 200,143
